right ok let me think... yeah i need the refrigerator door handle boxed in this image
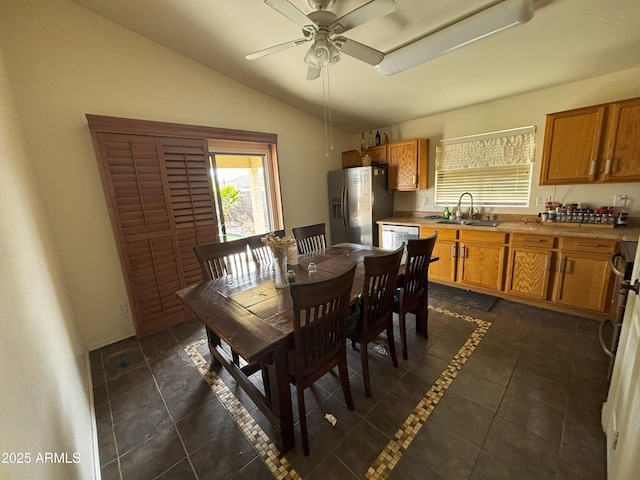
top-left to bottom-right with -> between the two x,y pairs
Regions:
342,186 -> 348,230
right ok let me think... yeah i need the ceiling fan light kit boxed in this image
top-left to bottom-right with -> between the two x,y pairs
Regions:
247,0 -> 396,77
375,0 -> 535,76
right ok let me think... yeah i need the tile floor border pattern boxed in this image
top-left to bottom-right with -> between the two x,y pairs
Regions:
365,306 -> 491,479
184,341 -> 302,480
184,305 -> 491,480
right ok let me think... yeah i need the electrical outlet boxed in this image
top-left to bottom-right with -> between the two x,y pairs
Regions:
536,196 -> 551,207
117,302 -> 128,314
422,196 -> 429,207
614,194 -> 628,207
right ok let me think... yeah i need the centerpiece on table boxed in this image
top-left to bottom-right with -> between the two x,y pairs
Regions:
261,232 -> 297,289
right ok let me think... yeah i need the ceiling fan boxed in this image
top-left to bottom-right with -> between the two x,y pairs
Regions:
245,0 -> 396,80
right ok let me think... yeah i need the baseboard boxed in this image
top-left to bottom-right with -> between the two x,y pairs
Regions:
87,331 -> 135,352
85,349 -> 102,480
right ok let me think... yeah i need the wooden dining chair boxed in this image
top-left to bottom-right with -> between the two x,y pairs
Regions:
292,223 -> 327,254
394,232 -> 438,360
193,237 -> 253,366
348,245 -> 404,397
193,237 -> 253,280
247,230 -> 285,266
289,262 -> 357,455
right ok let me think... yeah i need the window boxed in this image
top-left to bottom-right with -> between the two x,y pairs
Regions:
434,126 -> 536,208
209,140 -> 283,239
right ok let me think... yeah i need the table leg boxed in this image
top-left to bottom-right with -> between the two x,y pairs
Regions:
265,346 -> 294,453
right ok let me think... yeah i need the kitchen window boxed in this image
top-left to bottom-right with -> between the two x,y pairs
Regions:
434,126 -> 536,207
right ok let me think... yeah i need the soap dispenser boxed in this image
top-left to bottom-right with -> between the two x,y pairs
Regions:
443,205 -> 450,219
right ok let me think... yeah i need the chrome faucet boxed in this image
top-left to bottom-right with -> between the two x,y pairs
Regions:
457,192 -> 475,219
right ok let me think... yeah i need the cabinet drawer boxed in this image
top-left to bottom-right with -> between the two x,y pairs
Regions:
511,233 -> 555,248
460,230 -> 507,244
559,237 -> 617,254
425,227 -> 457,239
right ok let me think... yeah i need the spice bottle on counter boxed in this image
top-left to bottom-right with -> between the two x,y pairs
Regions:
443,205 -> 450,219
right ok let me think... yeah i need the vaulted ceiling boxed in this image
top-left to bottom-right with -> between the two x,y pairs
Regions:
72,0 -> 640,133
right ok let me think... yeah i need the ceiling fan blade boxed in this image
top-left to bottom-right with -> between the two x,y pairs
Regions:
245,38 -> 311,60
307,66 -> 321,80
335,37 -> 384,66
330,0 -> 396,34
265,0 -> 316,30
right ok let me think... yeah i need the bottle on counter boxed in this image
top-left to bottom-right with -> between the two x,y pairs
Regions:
375,130 -> 381,146
368,131 -> 374,147
443,205 -> 450,219
455,208 -> 463,220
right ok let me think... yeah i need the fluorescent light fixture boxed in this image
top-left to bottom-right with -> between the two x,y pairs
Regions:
375,0 -> 534,75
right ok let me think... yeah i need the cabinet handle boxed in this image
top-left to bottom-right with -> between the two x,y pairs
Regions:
451,246 -> 457,258
524,238 -> 544,242
577,242 -> 602,248
589,160 -> 596,178
459,246 -> 466,258
605,159 -> 612,175
412,174 -> 418,185
558,258 -> 566,272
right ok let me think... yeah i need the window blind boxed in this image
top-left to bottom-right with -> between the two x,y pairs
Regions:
434,126 -> 536,208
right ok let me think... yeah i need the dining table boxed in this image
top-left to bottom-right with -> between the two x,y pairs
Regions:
175,242 -> 431,453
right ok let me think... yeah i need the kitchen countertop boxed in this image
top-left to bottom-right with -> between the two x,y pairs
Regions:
378,216 -> 640,242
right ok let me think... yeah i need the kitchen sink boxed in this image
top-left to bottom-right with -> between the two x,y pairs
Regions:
436,219 -> 502,227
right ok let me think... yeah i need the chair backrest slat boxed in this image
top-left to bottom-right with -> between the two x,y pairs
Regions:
403,233 -> 438,303
193,237 -> 252,281
247,230 -> 285,266
292,223 -> 327,255
290,262 -> 357,378
360,245 -> 404,336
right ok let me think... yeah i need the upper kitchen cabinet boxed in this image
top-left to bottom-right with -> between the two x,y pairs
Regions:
540,97 -> 640,185
387,138 -> 428,190
342,144 -> 387,168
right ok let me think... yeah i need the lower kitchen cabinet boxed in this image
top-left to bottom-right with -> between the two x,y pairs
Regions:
506,233 -> 555,300
458,230 -> 508,292
425,227 -> 457,282
419,224 -> 619,316
551,237 -> 617,313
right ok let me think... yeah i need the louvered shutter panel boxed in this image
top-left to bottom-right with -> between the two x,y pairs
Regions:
158,137 -> 218,287
95,133 -> 218,337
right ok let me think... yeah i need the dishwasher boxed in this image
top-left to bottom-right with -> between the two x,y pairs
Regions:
381,224 -> 420,250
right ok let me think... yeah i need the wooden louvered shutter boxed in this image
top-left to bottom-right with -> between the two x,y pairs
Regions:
158,137 -> 218,286
94,132 -> 218,337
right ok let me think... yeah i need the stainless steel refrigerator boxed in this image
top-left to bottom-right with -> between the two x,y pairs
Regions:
328,165 -> 394,246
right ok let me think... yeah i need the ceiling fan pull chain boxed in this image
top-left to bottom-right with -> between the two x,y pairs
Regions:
322,64 -> 334,157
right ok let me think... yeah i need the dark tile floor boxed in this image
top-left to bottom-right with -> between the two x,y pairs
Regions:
91,297 -> 609,480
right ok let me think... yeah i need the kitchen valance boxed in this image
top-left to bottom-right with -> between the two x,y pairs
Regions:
435,125 -> 536,171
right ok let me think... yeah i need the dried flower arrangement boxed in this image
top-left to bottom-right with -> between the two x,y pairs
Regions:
357,141 -> 369,159
261,232 -> 296,257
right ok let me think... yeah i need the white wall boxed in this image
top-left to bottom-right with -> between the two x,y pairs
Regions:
0,0 -> 350,349
354,67 -> 640,217
0,48 -> 96,480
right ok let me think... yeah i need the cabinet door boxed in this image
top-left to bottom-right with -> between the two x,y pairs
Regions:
430,239 -> 457,282
387,139 -> 428,191
342,149 -> 361,168
506,247 -> 553,300
540,105 -> 606,185
603,97 -> 640,182
458,242 -> 506,291
552,252 -> 612,312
